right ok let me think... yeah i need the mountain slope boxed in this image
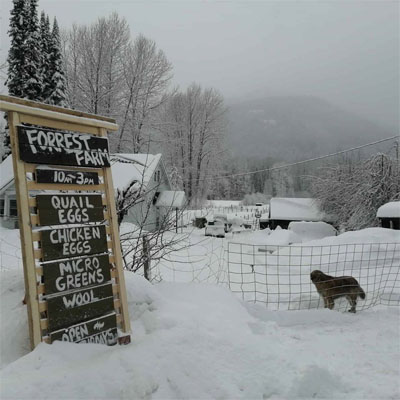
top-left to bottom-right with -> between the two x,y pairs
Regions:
226,96 -> 394,160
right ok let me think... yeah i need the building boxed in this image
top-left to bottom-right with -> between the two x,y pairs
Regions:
111,154 -> 186,231
0,155 -> 19,229
0,153 -> 186,231
268,197 -> 328,230
377,201 -> 400,230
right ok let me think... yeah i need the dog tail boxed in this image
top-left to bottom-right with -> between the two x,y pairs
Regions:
358,287 -> 366,300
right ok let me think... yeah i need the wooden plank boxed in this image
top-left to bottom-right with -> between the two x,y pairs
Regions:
36,168 -> 99,185
42,254 -> 111,296
40,225 -> 108,262
8,112 -> 42,349
36,194 -> 104,226
28,197 -> 107,207
18,126 -> 110,168
47,284 -> 114,331
0,96 -> 118,130
32,225 -> 111,240
25,162 -> 105,176
0,95 -> 116,124
28,181 -> 105,191
99,127 -> 131,334
49,313 -> 118,345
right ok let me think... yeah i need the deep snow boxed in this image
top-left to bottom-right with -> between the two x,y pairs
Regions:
1,225 -> 399,399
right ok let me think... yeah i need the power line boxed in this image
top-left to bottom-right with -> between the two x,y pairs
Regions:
202,135 -> 399,182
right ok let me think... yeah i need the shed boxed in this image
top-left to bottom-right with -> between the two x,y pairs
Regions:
268,197 -> 327,230
377,201 -> 400,230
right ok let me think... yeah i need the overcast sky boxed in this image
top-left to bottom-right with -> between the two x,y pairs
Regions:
0,0 -> 398,129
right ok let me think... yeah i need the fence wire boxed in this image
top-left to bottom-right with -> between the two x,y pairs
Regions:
227,242 -> 400,312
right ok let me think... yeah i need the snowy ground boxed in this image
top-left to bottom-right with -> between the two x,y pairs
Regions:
1,222 -> 400,399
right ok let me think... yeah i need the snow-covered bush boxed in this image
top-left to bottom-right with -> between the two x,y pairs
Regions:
311,152 -> 400,231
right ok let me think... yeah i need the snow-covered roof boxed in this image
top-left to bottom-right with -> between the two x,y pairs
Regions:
377,201 -> 400,218
0,155 -> 14,193
111,153 -> 162,192
269,197 -> 325,221
156,191 -> 186,209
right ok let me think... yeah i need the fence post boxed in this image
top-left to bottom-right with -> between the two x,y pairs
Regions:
142,235 -> 151,281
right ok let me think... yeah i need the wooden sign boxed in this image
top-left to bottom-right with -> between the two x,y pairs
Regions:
1,95 -> 131,350
36,168 -> 99,185
40,224 -> 108,261
46,283 -> 114,331
18,125 -> 110,167
36,194 -> 104,226
42,254 -> 111,296
49,313 -> 118,344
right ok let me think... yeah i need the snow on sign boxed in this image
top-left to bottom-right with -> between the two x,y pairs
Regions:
18,125 -> 110,168
49,313 -> 118,345
0,95 -> 131,349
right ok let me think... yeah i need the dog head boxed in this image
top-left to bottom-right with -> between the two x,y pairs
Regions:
310,270 -> 325,283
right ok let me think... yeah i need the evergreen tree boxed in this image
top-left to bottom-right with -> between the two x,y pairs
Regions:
6,0 -> 28,98
39,11 -> 52,101
24,0 -> 42,100
47,18 -> 68,107
3,0 -> 28,159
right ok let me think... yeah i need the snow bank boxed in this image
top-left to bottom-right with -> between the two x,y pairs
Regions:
1,226 -> 399,399
0,271 -> 399,399
289,221 -> 337,241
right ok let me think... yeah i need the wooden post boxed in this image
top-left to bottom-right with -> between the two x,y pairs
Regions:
8,111 -> 42,349
142,235 -> 150,281
99,127 -> 131,334
0,96 -> 131,347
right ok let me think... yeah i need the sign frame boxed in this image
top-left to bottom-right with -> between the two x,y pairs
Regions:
0,95 -> 131,349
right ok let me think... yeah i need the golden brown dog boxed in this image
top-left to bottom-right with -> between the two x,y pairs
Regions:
310,270 -> 366,313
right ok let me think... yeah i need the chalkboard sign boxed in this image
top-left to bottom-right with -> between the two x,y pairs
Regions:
49,313 -> 118,344
2,95 -> 131,349
46,283 -> 114,331
42,254 -> 111,296
36,168 -> 99,185
40,225 -> 108,261
37,194 -> 104,226
18,125 -> 110,167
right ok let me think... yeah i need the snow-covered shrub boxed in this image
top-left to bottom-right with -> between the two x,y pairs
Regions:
311,152 -> 400,231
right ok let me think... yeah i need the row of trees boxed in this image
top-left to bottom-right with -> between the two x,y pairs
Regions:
3,0 -> 67,159
62,13 -> 173,153
2,4 -> 228,206
62,14 -> 227,205
311,151 -> 399,230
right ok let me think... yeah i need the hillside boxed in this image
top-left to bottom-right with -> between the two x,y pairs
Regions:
226,96 -> 394,160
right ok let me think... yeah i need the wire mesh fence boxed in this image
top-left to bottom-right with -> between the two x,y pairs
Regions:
227,242 -> 400,312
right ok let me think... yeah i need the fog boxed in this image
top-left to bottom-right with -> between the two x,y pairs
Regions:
0,0 -> 398,128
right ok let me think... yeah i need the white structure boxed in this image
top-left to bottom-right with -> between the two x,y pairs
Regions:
0,153 -> 186,231
0,155 -> 19,228
111,154 -> 186,231
268,197 -> 328,229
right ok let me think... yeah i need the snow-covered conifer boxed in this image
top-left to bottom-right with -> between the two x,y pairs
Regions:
24,0 -> 43,100
6,0 -> 28,98
39,11 -> 52,102
47,17 -> 68,107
